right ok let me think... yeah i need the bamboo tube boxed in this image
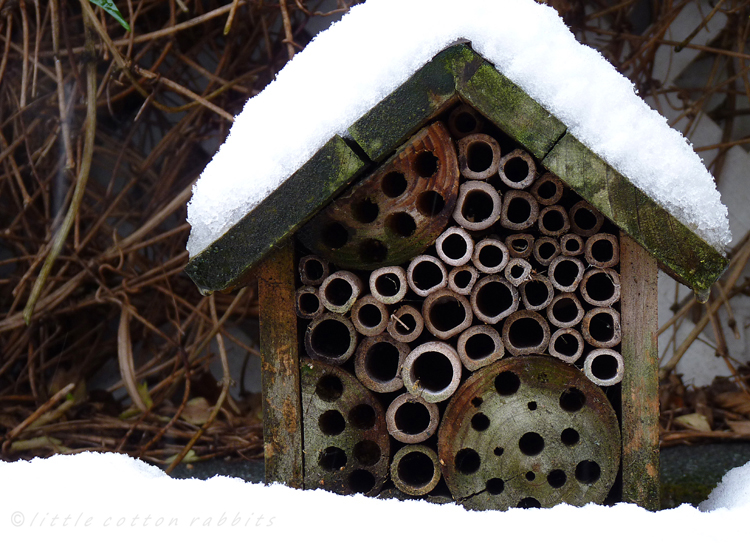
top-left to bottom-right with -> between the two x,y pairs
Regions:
436,226 -> 474,267
546,293 -> 584,328
584,233 -> 620,268
407,255 -> 448,297
548,255 -> 585,292
548,328 -> 584,364
304,313 -> 358,365
530,172 -> 563,205
583,349 -> 624,386
448,104 -> 484,139
402,341 -> 462,403
470,275 -> 519,324
532,237 -> 561,266
498,149 -> 537,189
390,444 -> 441,496
298,254 -> 330,286
506,233 -> 535,259
319,270 -> 363,314
569,201 -> 604,236
387,305 -> 424,343
453,180 -> 502,231
457,325 -> 504,371
355,333 -> 410,393
502,310 -> 551,356
447,265 -> 479,296
472,237 -> 510,274
386,393 -> 440,444
504,257 -> 532,287
500,189 -> 539,230
422,288 -> 473,340
295,285 -> 324,320
351,295 -> 389,337
538,205 -> 571,237
458,133 -> 502,179
520,275 -> 555,311
580,268 -> 621,307
581,307 -> 622,348
369,265 -> 408,305
560,233 -> 584,256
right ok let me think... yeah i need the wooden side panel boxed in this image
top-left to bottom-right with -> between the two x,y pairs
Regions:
258,241 -> 303,487
543,133 -> 728,295
619,233 -> 659,510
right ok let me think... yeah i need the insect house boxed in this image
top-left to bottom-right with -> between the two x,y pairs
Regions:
184,4 -> 730,513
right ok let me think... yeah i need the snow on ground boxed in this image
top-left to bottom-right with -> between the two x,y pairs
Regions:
187,0 -> 730,258
0,452 -> 748,542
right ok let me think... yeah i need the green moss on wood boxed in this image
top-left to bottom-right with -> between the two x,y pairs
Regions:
458,62 -> 566,159
543,133 -> 729,294
185,136 -> 366,294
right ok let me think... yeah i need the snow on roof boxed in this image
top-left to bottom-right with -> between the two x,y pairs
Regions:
186,0 -> 731,258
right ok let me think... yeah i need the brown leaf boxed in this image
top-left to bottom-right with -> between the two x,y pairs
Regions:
714,391 -> 750,417
181,397 -> 212,426
727,421 -> 750,435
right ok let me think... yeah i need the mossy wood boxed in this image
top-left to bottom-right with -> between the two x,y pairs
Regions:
619,234 -> 660,510
186,43 -> 726,297
185,137 -> 366,294
258,241 -> 303,487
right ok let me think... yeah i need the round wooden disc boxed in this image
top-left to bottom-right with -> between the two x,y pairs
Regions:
438,355 -> 620,510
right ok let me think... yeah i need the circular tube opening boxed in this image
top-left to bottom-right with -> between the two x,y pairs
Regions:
382,171 -> 407,197
414,151 -> 439,178
411,351 -> 455,393
365,341 -> 400,382
394,402 -> 431,435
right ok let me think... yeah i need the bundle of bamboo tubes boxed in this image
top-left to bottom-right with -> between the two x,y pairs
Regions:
295,102 -> 623,498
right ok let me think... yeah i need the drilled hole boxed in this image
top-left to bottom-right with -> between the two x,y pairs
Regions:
471,413 -> 491,431
382,171 -> 407,197
560,388 -> 586,412
365,342 -> 400,382
315,374 -> 343,402
461,190 -> 494,223
352,198 -> 379,223
353,440 -> 381,467
548,470 -> 567,488
349,469 -> 376,493
359,239 -> 387,264
471,397 -> 483,407
414,151 -> 439,178
322,222 -> 348,249
561,428 -> 580,446
591,354 -> 619,380
525,471 -> 536,481
319,446 -> 347,471
455,448 -> 481,474
417,190 -> 446,216
411,351 -> 454,393
495,371 -> 520,396
466,333 -> 494,360
395,402 -> 431,435
486,478 -> 505,495
519,432 -> 545,456
349,404 -> 376,430
528,402 -> 537,411
386,212 -> 417,237
494,447 -> 504,457
575,461 -> 601,484
399,451 -> 435,486
318,410 -> 346,436
518,497 -> 541,509
467,141 -> 494,172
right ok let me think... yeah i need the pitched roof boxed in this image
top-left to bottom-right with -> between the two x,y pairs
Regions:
185,43 -> 728,296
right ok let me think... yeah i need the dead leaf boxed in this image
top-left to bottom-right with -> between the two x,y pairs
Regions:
118,304 -> 147,412
715,392 -> 750,417
181,397 -> 212,425
726,421 -> 750,435
675,413 -> 712,432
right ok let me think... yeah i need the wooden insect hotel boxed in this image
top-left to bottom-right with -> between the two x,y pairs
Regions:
185,44 -> 728,510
